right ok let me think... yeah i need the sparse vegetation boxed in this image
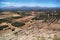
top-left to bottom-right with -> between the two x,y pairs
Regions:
0,11 -> 60,40
53,35 -> 60,40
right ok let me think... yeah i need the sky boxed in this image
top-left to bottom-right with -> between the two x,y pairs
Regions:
0,0 -> 60,7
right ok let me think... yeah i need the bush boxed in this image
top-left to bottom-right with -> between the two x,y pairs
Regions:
12,22 -> 25,27
0,19 -> 11,23
0,25 -> 8,30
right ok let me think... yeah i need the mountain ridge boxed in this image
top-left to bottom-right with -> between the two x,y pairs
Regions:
0,6 -> 60,11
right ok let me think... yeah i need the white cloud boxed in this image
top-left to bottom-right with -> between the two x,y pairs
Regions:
0,2 -> 22,7
0,2 -> 57,7
0,2 -> 14,5
0,2 -> 37,7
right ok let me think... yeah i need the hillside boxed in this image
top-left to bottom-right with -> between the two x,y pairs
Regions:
0,11 -> 60,40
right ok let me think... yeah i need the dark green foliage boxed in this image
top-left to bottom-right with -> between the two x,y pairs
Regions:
17,12 -> 31,17
0,25 -> 8,30
12,22 -> 25,27
0,19 -> 12,23
11,16 -> 23,19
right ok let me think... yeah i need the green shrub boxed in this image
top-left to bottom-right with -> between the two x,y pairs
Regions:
12,22 -> 25,27
0,25 -> 8,30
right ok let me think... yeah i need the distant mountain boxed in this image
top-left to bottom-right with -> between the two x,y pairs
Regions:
0,6 -> 60,11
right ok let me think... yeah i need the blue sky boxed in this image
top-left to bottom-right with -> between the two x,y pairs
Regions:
0,0 -> 60,7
